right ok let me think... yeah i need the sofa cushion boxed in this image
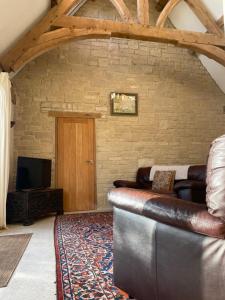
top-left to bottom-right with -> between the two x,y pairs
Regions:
150,165 -> 190,180
206,134 -> 225,221
152,170 -> 175,193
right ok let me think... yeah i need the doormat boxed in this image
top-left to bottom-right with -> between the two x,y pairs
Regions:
0,233 -> 32,287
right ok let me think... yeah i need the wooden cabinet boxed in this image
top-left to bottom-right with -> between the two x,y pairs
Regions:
7,189 -> 63,225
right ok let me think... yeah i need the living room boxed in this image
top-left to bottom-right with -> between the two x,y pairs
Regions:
0,0 -> 225,299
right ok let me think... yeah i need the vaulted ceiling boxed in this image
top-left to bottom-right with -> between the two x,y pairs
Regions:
156,0 -> 225,93
0,0 -> 224,92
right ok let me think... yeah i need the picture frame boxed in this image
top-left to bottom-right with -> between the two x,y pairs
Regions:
110,92 -> 138,116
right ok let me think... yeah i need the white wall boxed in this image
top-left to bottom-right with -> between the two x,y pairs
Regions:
0,0 -> 50,54
169,0 -> 225,94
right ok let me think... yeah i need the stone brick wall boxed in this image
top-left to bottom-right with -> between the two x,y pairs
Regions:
12,0 -> 225,209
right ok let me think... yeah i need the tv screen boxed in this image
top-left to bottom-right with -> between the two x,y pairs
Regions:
16,156 -> 52,191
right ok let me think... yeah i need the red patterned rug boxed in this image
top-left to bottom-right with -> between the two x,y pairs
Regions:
54,212 -> 128,300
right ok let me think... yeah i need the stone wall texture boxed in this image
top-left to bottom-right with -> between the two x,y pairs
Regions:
12,0 -> 225,209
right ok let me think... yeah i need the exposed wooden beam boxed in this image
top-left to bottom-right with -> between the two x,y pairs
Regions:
185,0 -> 223,36
0,0 -> 87,71
217,15 -> 224,29
156,0 -> 181,28
51,0 -> 57,7
1,0 -> 225,72
54,15 -> 225,47
156,0 -> 224,34
137,0 -> 150,25
179,42 -> 225,66
156,1 -> 224,34
51,0 -> 61,7
67,0 -> 88,15
11,28 -> 111,71
108,0 -> 133,22
11,26 -> 225,72
155,0 -> 169,12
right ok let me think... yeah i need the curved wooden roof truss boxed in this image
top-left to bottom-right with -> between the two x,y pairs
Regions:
0,0 -> 224,72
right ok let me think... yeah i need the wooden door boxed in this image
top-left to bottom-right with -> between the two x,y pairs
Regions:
56,117 -> 96,212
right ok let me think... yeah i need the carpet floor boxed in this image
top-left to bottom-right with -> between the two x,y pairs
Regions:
54,212 -> 128,300
0,233 -> 32,287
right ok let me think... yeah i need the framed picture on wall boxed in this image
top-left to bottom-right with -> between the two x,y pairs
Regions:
110,92 -> 138,116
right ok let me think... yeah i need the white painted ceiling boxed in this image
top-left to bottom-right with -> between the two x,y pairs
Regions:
0,0 -> 224,93
0,0 -> 50,54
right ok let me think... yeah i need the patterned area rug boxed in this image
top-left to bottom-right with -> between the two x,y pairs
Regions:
54,212 -> 128,300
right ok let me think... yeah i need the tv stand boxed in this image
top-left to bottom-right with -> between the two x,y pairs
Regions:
20,188 -> 44,192
7,188 -> 63,226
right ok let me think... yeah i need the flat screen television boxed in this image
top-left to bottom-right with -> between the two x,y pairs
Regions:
16,156 -> 52,191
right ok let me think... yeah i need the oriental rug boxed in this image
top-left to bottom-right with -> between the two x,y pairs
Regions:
0,233 -> 32,287
54,212 -> 128,300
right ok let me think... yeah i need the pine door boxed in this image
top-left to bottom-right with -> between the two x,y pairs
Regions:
56,117 -> 96,212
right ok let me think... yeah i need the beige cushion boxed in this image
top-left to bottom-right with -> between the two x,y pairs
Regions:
152,170 -> 176,193
206,134 -> 225,220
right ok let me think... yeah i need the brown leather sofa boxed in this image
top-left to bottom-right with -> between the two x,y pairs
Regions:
114,165 -> 206,203
108,135 -> 225,300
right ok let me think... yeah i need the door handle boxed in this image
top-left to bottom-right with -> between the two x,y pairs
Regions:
86,160 -> 94,164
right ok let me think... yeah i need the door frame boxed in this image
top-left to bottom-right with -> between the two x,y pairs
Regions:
49,111 -> 101,211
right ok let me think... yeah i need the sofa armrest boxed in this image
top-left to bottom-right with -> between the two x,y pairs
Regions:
108,188 -> 225,239
174,180 -> 206,191
113,180 -> 141,189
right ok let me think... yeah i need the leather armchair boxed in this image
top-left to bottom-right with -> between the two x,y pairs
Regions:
114,165 -> 206,203
108,135 -> 225,300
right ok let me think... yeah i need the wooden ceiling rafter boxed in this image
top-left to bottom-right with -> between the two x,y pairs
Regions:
156,0 -> 223,35
12,28 -> 111,71
1,0 -> 225,73
180,42 -> 225,66
185,0 -> 223,36
156,0 -> 181,28
155,0 -> 169,11
14,21 -> 225,71
51,0 -> 61,7
217,15 -> 224,30
54,15 -> 225,46
67,0 -> 88,16
137,0 -> 150,25
108,0 -> 133,22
